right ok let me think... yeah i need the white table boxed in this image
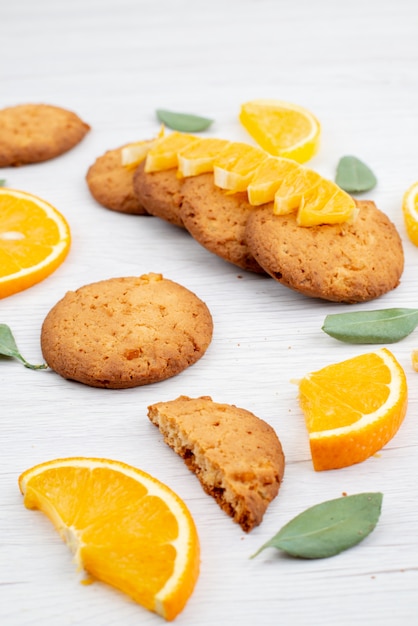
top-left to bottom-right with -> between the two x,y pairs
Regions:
1,1 -> 417,624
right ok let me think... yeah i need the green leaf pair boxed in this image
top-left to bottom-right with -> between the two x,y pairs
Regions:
0,324 -> 47,370
336,155 -> 377,193
252,493 -> 383,560
322,308 -> 418,344
156,108 -> 213,132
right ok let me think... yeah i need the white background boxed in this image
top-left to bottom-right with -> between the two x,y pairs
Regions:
1,1 -> 417,624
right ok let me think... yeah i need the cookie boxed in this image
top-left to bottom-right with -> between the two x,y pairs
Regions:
86,145 -> 148,215
245,200 -> 404,303
148,395 -> 285,532
180,173 -> 267,274
0,103 -> 90,166
133,161 -> 185,228
41,273 -> 213,389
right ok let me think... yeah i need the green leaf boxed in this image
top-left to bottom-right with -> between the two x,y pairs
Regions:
251,493 -> 383,560
0,324 -> 47,370
322,308 -> 418,344
336,155 -> 377,193
0,179 -> 5,186
156,109 -> 213,132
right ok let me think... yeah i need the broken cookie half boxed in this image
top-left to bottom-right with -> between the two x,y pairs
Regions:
147,395 -> 285,532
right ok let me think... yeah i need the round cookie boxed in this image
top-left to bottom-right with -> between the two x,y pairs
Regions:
86,145 -> 148,215
133,162 -> 185,228
148,395 -> 285,532
0,103 -> 90,166
180,173 -> 267,274
245,200 -> 404,303
41,273 -> 213,389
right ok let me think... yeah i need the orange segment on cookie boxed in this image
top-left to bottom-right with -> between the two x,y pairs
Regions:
213,142 -> 268,192
145,132 -> 199,172
247,156 -> 300,206
177,138 -> 230,177
273,167 -> 322,214
296,178 -> 357,227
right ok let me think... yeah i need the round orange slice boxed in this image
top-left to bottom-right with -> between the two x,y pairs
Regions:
298,348 -> 408,471
19,457 -> 200,621
239,99 -> 321,163
0,188 -> 71,298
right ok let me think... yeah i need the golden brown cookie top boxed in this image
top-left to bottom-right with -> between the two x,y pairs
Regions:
133,162 -> 185,227
245,200 -> 404,303
41,274 -> 213,389
0,103 -> 90,166
86,145 -> 148,214
180,173 -> 267,274
148,395 -> 285,531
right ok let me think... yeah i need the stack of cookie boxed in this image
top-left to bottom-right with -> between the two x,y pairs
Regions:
87,136 -> 404,304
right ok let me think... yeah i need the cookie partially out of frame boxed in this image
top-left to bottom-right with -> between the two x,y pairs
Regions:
0,103 -> 90,166
41,274 -> 213,389
86,145 -> 148,215
245,200 -> 404,303
133,161 -> 185,228
148,395 -> 285,532
180,173 -> 267,274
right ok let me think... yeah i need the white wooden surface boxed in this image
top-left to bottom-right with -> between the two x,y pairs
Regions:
1,0 -> 418,624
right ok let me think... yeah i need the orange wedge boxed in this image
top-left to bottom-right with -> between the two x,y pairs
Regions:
121,139 -> 156,169
213,142 -> 268,192
145,132 -> 199,172
296,178 -> 357,226
19,457 -> 200,621
402,181 -> 418,246
247,156 -> 300,205
273,167 -> 322,214
239,99 -> 321,163
177,138 -> 230,177
0,188 -> 71,299
298,348 -> 408,471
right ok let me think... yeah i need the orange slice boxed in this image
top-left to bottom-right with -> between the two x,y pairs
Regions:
298,348 -> 408,471
213,142 -> 268,192
402,181 -> 418,246
0,188 -> 71,299
177,138 -> 230,177
19,457 -> 200,621
273,167 -> 322,214
247,156 -> 300,206
145,132 -> 199,172
239,99 -> 321,163
120,139 -> 156,169
296,178 -> 357,226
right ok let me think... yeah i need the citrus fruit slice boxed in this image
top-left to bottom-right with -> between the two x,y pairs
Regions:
296,178 -> 357,226
298,348 -> 408,471
239,99 -> 321,163
0,188 -> 71,299
213,142 -> 268,192
177,137 -> 230,177
19,457 -> 200,621
246,156 -> 300,205
145,131 -> 199,172
273,167 -> 322,214
120,139 -> 156,169
402,181 -> 418,246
